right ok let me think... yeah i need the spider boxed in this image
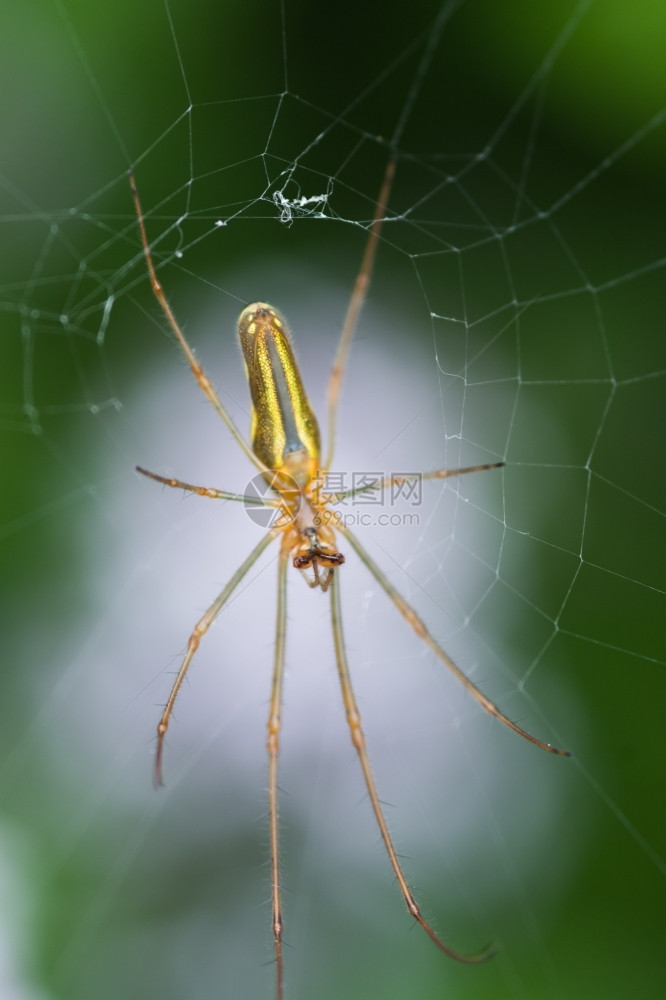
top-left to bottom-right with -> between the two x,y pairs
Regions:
130,157 -> 570,1000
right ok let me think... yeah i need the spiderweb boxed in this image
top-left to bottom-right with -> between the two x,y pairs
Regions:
0,2 -> 664,999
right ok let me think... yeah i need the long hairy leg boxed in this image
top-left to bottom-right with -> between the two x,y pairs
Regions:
330,462 -> 505,504
129,169 -> 267,476
267,551 -> 289,1000
340,524 -> 570,757
324,156 -> 396,470
136,465 -> 278,506
154,532 -> 276,785
329,571 -> 495,963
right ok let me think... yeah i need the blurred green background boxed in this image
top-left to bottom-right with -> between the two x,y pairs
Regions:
0,1 -> 664,999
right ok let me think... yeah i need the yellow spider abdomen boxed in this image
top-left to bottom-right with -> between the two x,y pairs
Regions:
238,302 -> 321,484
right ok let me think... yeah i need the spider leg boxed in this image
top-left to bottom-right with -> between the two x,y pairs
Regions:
329,572 -> 496,964
324,155 -> 396,470
340,524 -> 571,758
129,169 -> 267,476
267,550 -> 289,1000
388,462 -> 505,485
153,531 -> 276,786
331,462 -> 505,503
136,465 -> 279,506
